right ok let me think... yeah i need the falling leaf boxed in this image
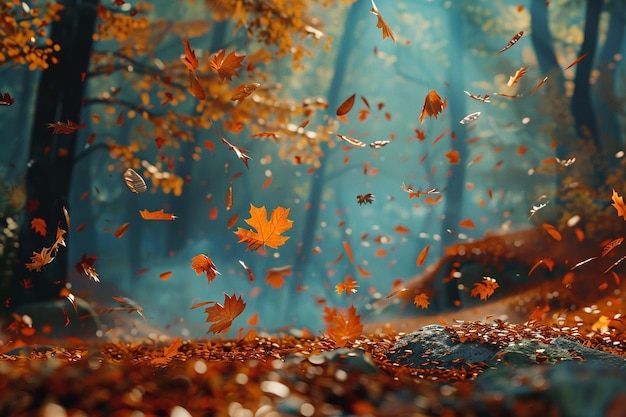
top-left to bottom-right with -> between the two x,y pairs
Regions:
336,277 -> 359,294
463,91 -> 490,103
30,218 -> 47,237
419,90 -> 447,124
25,247 -> 55,272
231,82 -> 260,101
181,39 -> 199,72
209,121 -> 251,168
226,181 -> 233,211
210,49 -> 246,81
564,52 -> 589,70
507,66 -> 528,87
602,238 -> 624,257
191,254 -> 220,283
470,277 -> 499,300
416,244 -> 430,267
529,76 -> 549,96
265,265 -> 292,289
326,304 -> 363,348
235,204 -> 293,251
343,240 -> 355,264
335,134 -> 366,147
445,149 -> 460,164
458,218 -> 476,229
413,293 -> 430,309
611,190 -> 626,220
0,92 -> 14,106
75,253 -> 99,282
356,193 -> 375,205
139,209 -> 177,220
235,260 -> 254,284
204,293 -> 246,334
542,223 -> 562,241
111,296 -> 147,322
159,271 -> 173,281
370,0 -> 396,43
459,112 -> 481,125
498,30 -> 524,53
369,140 -> 390,148
336,93 -> 356,116
123,168 -> 147,194
47,120 -> 85,134
114,222 -> 130,238
189,71 -> 206,100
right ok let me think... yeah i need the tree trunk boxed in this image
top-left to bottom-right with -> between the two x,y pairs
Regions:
570,0 -> 602,149
594,0 -> 624,155
12,0 -> 99,312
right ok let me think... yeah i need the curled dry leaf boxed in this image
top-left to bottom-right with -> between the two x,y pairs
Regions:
419,90 -> 447,124
47,120 -> 86,134
370,0 -> 396,43
611,189 -> 626,220
181,39 -> 199,72
191,254 -> 220,283
231,82 -> 260,101
498,30 -> 524,53
507,66 -> 528,87
139,209 -> 177,220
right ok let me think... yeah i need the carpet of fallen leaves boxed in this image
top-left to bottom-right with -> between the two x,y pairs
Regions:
1,321 -> 626,416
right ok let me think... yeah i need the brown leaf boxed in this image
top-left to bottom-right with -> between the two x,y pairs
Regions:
419,90 -> 447,124
191,254 -> 220,283
612,189 -> 626,220
336,93 -> 356,116
189,71 -> 206,100
507,66 -> 528,87
370,0 -> 396,43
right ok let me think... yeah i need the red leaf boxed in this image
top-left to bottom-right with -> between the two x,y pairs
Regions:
204,293 -> 246,334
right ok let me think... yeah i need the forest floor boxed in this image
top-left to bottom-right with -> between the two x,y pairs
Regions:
1,320 -> 626,417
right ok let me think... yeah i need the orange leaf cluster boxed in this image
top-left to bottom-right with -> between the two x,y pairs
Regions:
235,204 -> 293,251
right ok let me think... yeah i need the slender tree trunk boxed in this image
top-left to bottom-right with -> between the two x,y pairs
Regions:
570,0 -> 602,149
594,0 -> 624,155
287,2 -> 363,312
530,0 -> 565,95
435,5 -> 468,311
12,0 -> 99,312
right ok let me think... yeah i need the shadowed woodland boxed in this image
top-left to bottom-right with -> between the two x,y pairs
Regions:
0,0 -> 625,342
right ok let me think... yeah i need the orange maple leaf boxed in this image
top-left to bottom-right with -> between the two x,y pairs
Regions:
419,90 -> 447,124
265,265 -> 292,289
612,189 -> 626,220
413,293 -> 430,309
181,39 -> 198,73
30,218 -> 47,237
205,293 -> 246,334
191,254 -> 220,283
326,304 -> 363,348
139,209 -> 177,220
235,204 -> 293,251
25,247 -> 55,272
470,277 -> 499,300
210,49 -> 245,81
370,0 -> 396,43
